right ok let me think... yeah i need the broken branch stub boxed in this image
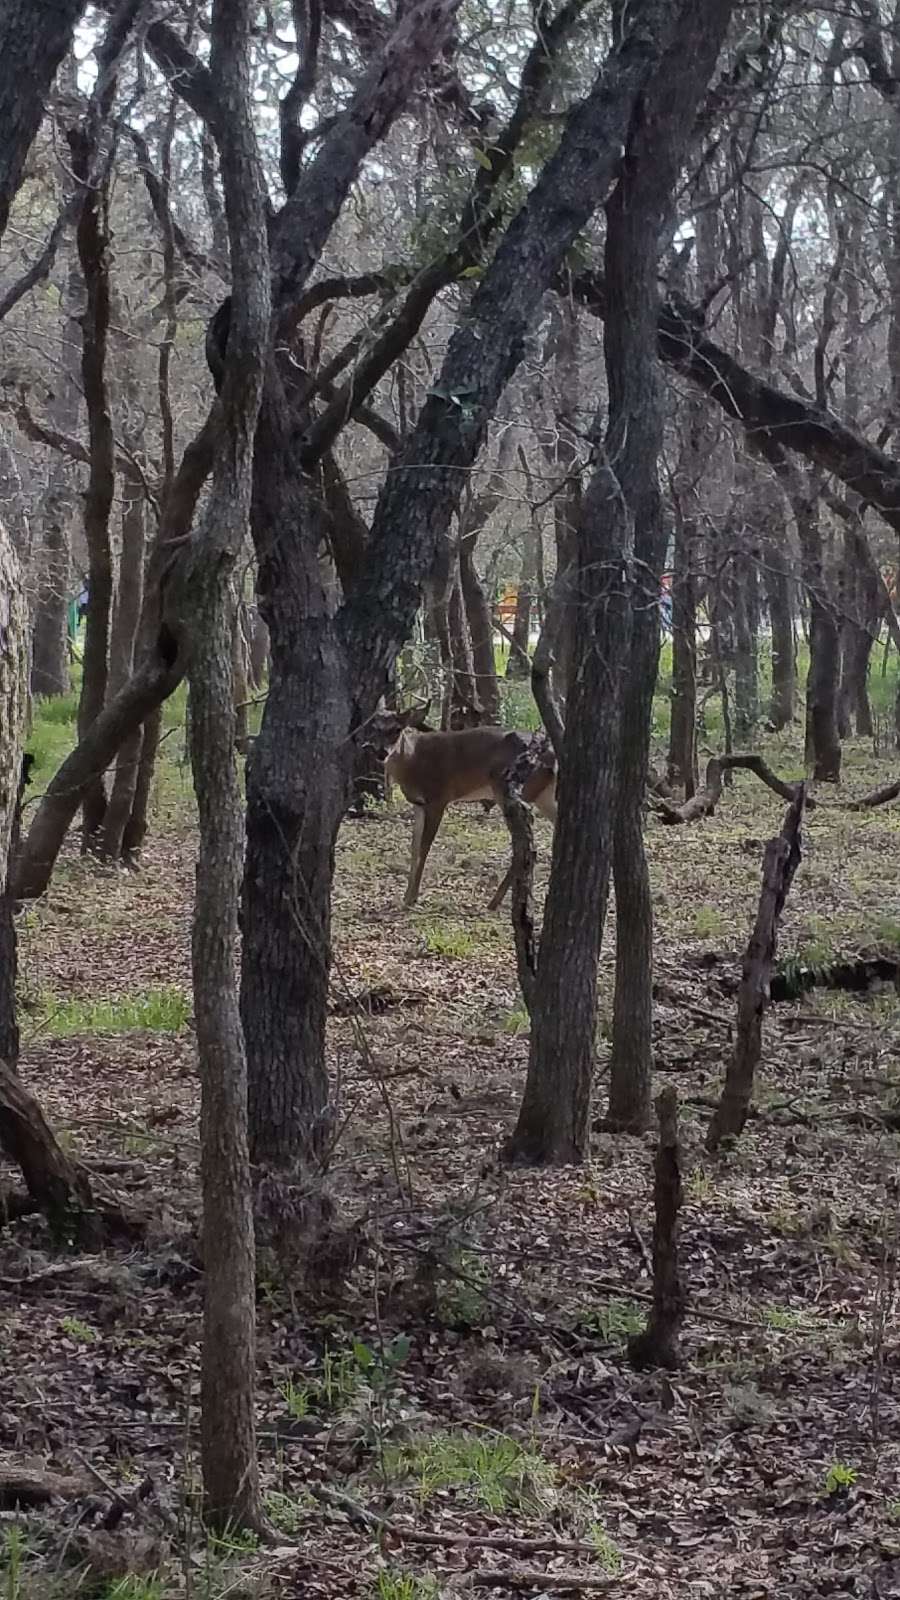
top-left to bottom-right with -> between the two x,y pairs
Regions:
628,1087 -> 685,1371
706,788 -> 805,1153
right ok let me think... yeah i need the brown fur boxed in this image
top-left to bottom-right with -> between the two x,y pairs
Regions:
381,722 -> 557,907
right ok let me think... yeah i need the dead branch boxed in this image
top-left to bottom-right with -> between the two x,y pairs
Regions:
628,1088 -> 685,1371
845,778 -> 900,810
651,752 -> 804,823
707,789 -> 805,1152
463,1569 -> 633,1592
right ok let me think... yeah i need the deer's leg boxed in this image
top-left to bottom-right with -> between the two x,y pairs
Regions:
405,802 -> 444,906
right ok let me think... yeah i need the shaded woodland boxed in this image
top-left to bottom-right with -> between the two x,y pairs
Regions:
1,1 -> 900,1595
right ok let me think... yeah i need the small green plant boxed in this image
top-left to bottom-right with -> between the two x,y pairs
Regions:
685,1168 -> 714,1204
501,1006 -> 530,1035
761,1305 -> 807,1332
887,1497 -> 900,1523
279,1377 -> 312,1420
33,986 -> 190,1039
374,1572 -> 439,1600
824,1461 -> 858,1495
2,1525 -> 27,1600
588,1524 -> 623,1575
60,1315 -> 98,1345
690,905 -> 725,939
393,1429 -> 556,1514
577,1298 -> 645,1345
264,1490 -> 310,1535
436,1251 -> 491,1329
104,1578 -> 164,1600
421,921 -> 477,959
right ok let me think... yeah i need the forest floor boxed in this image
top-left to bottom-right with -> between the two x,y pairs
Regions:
3,723 -> 900,1599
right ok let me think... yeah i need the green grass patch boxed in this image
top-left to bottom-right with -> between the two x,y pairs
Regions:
389,1428 -> 556,1514
31,985 -> 190,1038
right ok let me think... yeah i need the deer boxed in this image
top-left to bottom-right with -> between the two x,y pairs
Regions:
360,707 -> 557,908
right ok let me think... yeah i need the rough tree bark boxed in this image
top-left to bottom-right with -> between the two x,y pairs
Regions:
245,0 -> 680,1171
0,0 -> 86,244
605,0 -> 737,1138
0,518 -> 28,1063
186,0 -> 270,1534
101,452 -> 147,861
69,130 -> 116,847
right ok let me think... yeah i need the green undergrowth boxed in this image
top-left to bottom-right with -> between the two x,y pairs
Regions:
28,985 -> 190,1039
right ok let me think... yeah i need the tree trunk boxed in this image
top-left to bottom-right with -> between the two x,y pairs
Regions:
0,0 -> 86,244
189,0 -> 269,1533
667,503 -> 698,795
762,542 -> 795,729
792,486 -> 841,781
627,1088 -> 684,1370
839,531 -> 878,738
460,532 -> 500,722
607,0 -> 734,1140
732,548 -> 759,745
507,521 -> 538,679
70,133 -> 115,848
31,251 -> 83,700
242,421 -> 349,1172
505,450 -> 632,1165
0,519 -> 28,1065
101,456 -> 147,861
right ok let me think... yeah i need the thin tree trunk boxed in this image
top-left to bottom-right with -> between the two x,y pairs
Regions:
505,447 -> 632,1164
189,0 -> 269,1534
70,132 -> 115,848
0,519 -> 28,1065
507,520 -> 538,679
627,1088 -> 685,1370
460,534 -> 500,722
667,503 -> 698,795
31,249 -> 82,700
101,456 -> 147,860
763,541 -> 795,729
732,548 -> 759,745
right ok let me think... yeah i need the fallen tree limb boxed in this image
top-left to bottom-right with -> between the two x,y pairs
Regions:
650,752 -> 805,823
0,1463 -> 92,1509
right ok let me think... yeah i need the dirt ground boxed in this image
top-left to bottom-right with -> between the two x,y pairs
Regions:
2,734 -> 900,1599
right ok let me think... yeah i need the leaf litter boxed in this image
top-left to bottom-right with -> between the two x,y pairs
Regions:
1,740 -> 899,1597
